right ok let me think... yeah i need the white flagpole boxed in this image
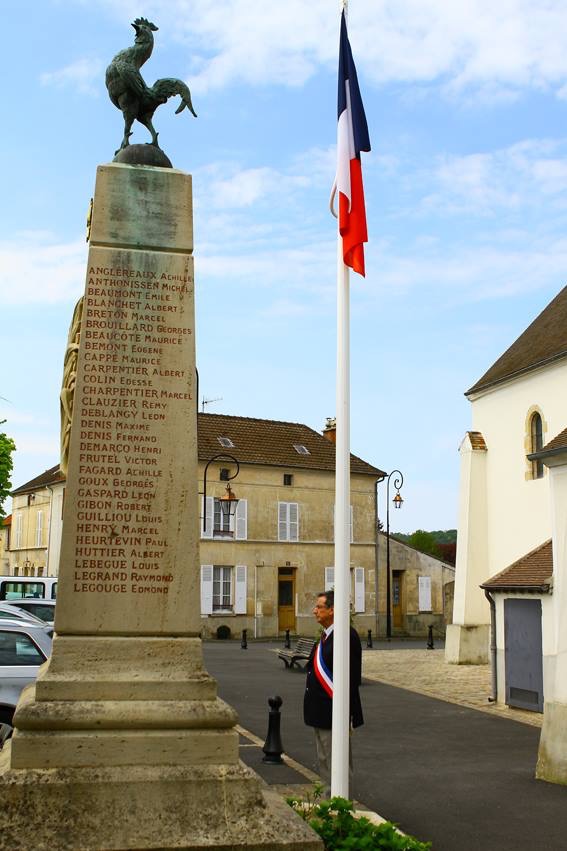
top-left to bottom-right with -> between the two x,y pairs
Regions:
331,0 -> 351,800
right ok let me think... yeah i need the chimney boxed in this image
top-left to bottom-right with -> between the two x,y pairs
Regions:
323,417 -> 336,444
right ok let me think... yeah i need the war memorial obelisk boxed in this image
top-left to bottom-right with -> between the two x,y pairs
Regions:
0,19 -> 321,851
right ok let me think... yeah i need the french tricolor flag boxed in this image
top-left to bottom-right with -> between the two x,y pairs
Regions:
336,10 -> 370,277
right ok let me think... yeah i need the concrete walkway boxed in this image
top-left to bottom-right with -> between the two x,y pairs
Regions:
204,640 -> 567,851
362,647 -> 543,728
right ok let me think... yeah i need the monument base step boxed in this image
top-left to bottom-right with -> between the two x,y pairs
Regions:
0,752 -> 322,850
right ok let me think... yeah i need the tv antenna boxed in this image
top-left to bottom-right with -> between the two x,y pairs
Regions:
202,396 -> 223,412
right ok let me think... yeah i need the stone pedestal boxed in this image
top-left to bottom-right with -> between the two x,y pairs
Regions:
0,163 -> 321,850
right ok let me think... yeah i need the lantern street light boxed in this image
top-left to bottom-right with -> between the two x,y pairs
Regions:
202,453 -> 240,533
385,469 -> 404,640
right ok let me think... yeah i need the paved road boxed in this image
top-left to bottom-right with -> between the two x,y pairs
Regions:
204,640 -> 567,851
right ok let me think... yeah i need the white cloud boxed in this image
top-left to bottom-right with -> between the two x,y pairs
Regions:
416,139 -> 567,215
93,0 -> 567,98
40,58 -> 104,96
370,237 -> 567,303
0,235 -> 87,305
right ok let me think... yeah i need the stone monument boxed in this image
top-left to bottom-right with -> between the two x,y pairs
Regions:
0,26 -> 321,851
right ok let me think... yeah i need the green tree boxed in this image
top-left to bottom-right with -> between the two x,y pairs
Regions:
0,432 -> 16,520
407,529 -> 442,559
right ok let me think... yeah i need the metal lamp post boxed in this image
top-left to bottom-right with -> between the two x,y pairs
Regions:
385,470 -> 404,640
202,453 -> 240,533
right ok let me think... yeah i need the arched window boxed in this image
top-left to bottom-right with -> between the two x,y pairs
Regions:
530,412 -> 544,479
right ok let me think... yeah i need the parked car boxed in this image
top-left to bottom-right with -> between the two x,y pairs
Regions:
0,603 -> 50,627
2,599 -> 56,625
0,620 -> 52,732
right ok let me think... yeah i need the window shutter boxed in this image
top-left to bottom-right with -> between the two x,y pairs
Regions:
418,576 -> 432,612
289,503 -> 299,541
234,565 -> 247,614
15,513 -> 22,548
278,502 -> 288,541
235,499 -> 247,540
354,567 -> 365,613
350,505 -> 354,543
200,565 -> 213,614
202,497 -> 213,539
325,567 -> 335,591
36,511 -> 43,547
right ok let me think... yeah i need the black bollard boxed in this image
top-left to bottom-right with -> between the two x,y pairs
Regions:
427,624 -> 434,650
262,695 -> 284,764
241,628 -> 248,650
367,629 -> 373,649
284,628 -> 291,649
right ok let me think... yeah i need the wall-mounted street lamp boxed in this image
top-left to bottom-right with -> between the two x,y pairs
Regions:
385,469 -> 404,640
202,453 -> 240,533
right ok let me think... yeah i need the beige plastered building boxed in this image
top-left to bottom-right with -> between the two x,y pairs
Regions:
5,466 -> 65,577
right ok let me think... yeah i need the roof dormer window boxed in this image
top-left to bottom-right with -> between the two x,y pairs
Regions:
293,444 -> 310,455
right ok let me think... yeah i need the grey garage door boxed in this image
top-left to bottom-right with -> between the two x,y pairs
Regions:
504,598 -> 543,712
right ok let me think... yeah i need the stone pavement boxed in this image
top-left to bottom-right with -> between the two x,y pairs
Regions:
362,646 -> 543,728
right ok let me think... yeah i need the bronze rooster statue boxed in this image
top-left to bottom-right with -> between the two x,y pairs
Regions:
106,18 -> 197,155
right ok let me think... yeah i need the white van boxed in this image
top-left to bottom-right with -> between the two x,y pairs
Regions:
0,577 -> 57,602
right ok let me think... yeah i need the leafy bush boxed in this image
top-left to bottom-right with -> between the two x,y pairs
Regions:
288,791 -> 431,851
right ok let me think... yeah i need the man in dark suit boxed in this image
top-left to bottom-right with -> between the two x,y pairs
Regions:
303,590 -> 363,793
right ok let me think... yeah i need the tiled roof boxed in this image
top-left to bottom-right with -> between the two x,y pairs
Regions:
467,286 -> 567,396
467,431 -> 487,451
527,426 -> 567,462
11,465 -> 65,496
481,540 -> 552,592
197,413 -> 384,477
540,427 -> 567,454
2,515 -> 11,527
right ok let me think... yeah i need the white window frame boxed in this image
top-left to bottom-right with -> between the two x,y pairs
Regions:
278,502 -> 299,542
203,497 -> 248,541
213,565 -> 233,612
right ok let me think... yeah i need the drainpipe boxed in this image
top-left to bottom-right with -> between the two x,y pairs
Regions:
484,588 -> 497,702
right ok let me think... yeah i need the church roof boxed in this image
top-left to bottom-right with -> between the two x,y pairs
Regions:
466,286 -> 567,396
481,540 -> 553,592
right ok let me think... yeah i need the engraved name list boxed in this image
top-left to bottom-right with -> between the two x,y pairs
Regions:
72,258 -> 194,600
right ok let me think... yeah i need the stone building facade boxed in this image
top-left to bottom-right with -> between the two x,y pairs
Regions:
197,413 -> 384,639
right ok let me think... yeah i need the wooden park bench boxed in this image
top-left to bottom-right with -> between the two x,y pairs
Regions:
277,637 -> 316,670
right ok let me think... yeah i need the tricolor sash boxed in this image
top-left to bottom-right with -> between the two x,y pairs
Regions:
313,638 -> 333,698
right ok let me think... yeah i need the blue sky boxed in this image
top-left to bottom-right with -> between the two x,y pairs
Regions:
2,0 -> 567,533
